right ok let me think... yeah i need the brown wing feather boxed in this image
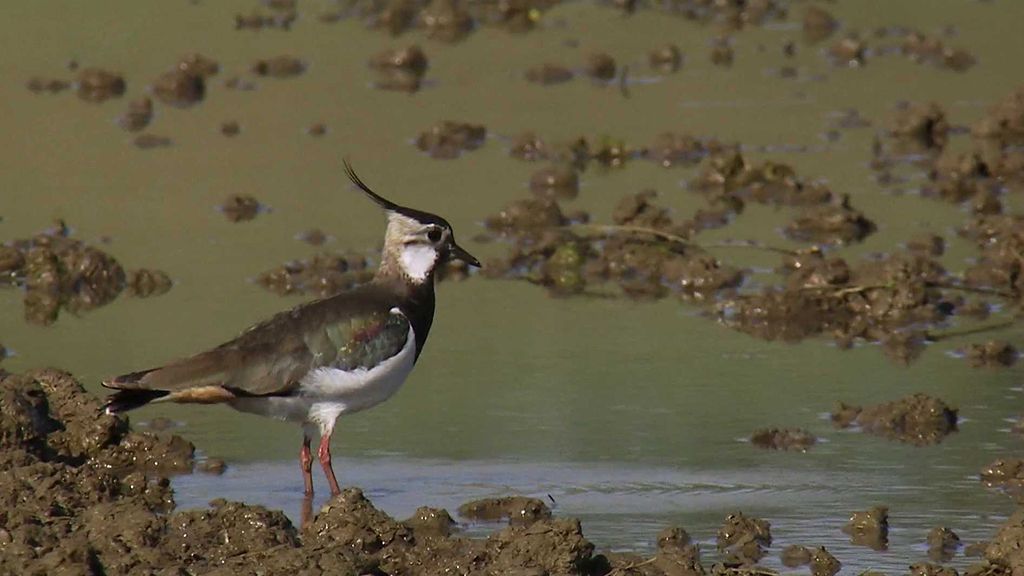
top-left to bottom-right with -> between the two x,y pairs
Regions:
103,283 -> 403,406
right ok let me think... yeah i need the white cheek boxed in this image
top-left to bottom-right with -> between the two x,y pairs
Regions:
400,244 -> 438,281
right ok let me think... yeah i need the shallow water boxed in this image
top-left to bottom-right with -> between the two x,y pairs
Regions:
4,0 -> 1024,568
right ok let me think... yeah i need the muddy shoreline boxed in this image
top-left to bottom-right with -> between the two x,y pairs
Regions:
2,368 -> 1023,575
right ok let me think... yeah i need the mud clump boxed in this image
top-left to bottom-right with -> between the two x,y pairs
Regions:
829,34 -> 866,67
133,133 -> 173,149
404,506 -> 456,538
717,512 -> 771,565
891,101 -> 950,150
127,269 -> 173,298
649,44 -> 683,73
781,544 -> 812,567
221,120 -> 241,137
219,194 -> 265,222
647,132 -> 708,167
235,9 -> 296,30
484,197 -> 567,234
256,251 -> 375,297
963,340 -> 1018,368
369,45 -> 429,93
811,547 -> 841,576
783,196 -> 876,245
842,506 -> 888,550
458,495 -> 553,526
75,67 -> 126,102
26,76 -> 71,94
928,526 -> 960,562
416,120 -> 487,159
251,55 -> 306,78
0,223 -> 172,325
749,427 -> 816,452
167,499 -> 299,563
901,30 -> 976,72
296,488 -> 594,576
911,563 -> 958,576
980,459 -> 1024,493
584,52 -> 617,81
710,35 -> 734,67
152,69 -> 205,107
481,188 -> 743,301
691,149 -> 835,206
527,63 -> 575,85
803,5 -> 837,43
296,228 -> 330,246
177,53 -> 219,78
530,164 -> 580,199
197,458 -> 227,475
419,0 -> 473,43
717,241 -> 965,363
974,86 -> 1024,146
117,96 -> 153,132
831,394 -> 958,445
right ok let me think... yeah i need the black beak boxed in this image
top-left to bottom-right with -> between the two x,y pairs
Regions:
451,242 -> 481,268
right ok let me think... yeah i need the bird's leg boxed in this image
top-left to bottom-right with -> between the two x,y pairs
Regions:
318,433 -> 341,497
300,494 -> 314,529
300,434 -> 314,496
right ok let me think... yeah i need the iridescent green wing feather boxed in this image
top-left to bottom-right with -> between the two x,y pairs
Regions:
308,310 -> 410,372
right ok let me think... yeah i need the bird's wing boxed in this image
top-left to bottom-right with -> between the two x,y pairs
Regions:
103,285 -> 411,403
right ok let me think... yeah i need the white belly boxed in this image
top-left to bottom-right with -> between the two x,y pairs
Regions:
229,325 -> 417,434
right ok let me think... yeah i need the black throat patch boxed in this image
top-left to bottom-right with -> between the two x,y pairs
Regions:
399,274 -> 436,360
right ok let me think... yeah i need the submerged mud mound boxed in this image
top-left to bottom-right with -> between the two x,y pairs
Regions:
831,393 -> 958,445
0,224 -> 172,325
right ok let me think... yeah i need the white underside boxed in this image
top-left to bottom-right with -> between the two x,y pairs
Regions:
229,317 -> 416,437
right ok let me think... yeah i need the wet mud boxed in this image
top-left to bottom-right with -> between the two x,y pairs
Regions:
451,81 -> 1024,367
749,428 -> 816,452
831,394 -> 958,445
7,369 -> 1023,575
842,506 -> 889,551
218,194 -> 267,223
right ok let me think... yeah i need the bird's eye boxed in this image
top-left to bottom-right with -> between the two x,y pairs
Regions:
426,227 -> 443,243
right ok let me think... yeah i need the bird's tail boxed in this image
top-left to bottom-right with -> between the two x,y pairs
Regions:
101,368 -> 169,414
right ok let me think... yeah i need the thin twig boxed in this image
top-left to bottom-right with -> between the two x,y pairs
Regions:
798,284 -> 891,297
567,223 -> 691,246
606,556 -> 658,575
927,281 -> 1016,299
566,224 -> 800,256
926,319 -> 1017,342
703,241 -> 800,256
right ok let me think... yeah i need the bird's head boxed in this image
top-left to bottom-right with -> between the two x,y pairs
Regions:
344,160 -> 480,284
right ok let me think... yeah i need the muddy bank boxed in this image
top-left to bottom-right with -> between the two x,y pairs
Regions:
5,369 -> 1021,575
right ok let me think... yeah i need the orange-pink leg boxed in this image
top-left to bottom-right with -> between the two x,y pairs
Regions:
318,433 -> 341,496
300,435 -> 314,496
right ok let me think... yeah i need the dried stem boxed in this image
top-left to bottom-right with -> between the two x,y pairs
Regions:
926,319 -> 1017,342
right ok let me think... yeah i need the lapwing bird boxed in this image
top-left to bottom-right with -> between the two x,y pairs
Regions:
102,161 -> 480,499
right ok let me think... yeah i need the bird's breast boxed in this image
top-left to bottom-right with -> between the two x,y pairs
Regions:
299,325 -> 417,413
